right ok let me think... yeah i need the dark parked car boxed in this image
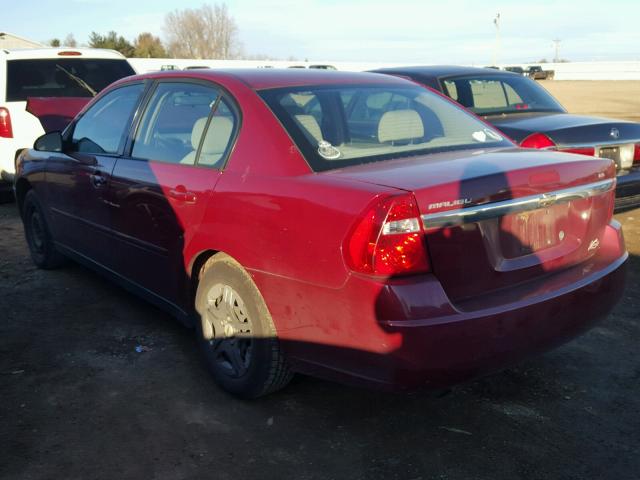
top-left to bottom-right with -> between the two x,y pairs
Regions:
504,66 -> 525,75
527,65 -> 555,80
15,69 -> 627,398
371,66 -> 640,211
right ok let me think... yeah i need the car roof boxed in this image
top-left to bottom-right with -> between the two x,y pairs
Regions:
0,48 -> 127,60
371,65 -> 517,79
124,68 -> 411,90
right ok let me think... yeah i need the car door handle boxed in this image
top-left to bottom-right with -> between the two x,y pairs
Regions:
89,172 -> 107,188
168,186 -> 197,203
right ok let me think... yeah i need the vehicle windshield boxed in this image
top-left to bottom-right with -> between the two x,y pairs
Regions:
6,58 -> 135,101
440,74 -> 565,116
259,84 -> 512,172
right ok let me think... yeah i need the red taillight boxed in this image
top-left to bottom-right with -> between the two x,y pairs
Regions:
345,194 -> 430,276
0,108 -> 13,138
559,147 -> 596,156
634,144 -> 640,164
520,132 -> 556,149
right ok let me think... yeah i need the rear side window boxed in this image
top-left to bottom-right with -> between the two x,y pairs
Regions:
6,59 -> 135,101
70,83 -> 144,154
131,82 -> 236,168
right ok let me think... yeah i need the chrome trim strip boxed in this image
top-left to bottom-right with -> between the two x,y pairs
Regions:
558,140 -> 640,149
421,178 -> 615,228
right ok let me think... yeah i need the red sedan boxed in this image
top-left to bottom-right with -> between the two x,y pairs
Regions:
14,69 -> 627,398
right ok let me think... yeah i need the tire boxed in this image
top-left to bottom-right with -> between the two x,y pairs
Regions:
22,190 -> 65,269
194,254 -> 293,398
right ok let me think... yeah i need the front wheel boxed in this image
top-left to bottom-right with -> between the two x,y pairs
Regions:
22,190 -> 65,269
195,254 -> 293,398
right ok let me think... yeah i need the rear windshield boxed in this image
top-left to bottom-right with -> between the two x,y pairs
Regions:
441,74 -> 565,116
259,84 -> 512,172
6,58 -> 135,101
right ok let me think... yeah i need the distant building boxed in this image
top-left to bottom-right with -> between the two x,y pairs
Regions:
0,32 -> 44,49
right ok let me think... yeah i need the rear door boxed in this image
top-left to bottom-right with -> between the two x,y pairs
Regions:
109,81 -> 238,308
46,82 -> 146,267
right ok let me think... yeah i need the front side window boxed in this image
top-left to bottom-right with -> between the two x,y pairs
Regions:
131,82 -> 236,168
441,75 -> 565,116
260,84 -> 512,172
70,83 -> 144,154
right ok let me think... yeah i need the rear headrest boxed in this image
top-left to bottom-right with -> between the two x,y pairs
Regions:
377,109 -> 424,143
294,114 -> 323,144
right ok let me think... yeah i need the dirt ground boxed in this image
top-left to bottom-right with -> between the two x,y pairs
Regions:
1,83 -> 640,479
543,80 -> 640,122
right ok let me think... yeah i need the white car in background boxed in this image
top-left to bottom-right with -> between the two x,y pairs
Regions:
0,48 -> 135,200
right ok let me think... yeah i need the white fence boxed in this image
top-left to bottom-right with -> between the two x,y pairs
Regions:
128,58 -> 640,81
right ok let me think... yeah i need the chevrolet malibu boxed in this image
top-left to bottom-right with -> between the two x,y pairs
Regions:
14,69 -> 627,398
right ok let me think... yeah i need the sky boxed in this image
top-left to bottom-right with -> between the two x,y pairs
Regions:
3,0 -> 640,64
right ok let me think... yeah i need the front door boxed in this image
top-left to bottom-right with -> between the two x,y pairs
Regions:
46,83 -> 146,267
109,81 -> 238,310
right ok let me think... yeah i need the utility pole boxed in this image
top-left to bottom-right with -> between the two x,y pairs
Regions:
493,13 -> 501,67
553,38 -> 561,63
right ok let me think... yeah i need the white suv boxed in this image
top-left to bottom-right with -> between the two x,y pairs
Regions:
0,48 -> 136,200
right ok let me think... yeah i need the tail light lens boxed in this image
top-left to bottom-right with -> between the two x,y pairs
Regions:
522,133 -> 598,158
634,144 -> 640,164
0,108 -> 13,138
345,194 -> 430,276
520,132 -> 556,149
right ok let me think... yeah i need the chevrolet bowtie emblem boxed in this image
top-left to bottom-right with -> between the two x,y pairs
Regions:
538,193 -> 557,208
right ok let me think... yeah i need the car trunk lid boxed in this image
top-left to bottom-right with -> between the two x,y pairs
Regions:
328,148 -> 616,302
489,113 -> 640,152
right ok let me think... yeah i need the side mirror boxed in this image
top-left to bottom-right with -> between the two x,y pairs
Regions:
34,131 -> 63,152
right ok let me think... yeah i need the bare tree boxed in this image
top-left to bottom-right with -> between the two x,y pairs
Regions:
163,3 -> 240,59
63,34 -> 77,48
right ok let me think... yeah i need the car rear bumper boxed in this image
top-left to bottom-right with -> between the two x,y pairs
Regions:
259,221 -> 627,390
377,251 -> 626,389
615,167 -> 640,211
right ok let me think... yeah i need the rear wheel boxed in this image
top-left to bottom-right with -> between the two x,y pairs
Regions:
22,190 -> 65,269
195,254 -> 293,398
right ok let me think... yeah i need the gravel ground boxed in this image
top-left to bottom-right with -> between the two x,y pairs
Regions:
0,201 -> 638,480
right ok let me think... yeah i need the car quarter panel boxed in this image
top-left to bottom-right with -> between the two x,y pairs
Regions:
190,172 -> 399,289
